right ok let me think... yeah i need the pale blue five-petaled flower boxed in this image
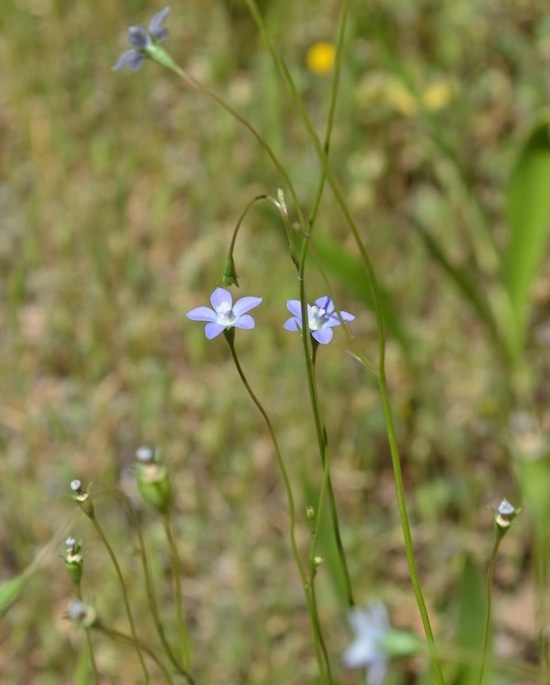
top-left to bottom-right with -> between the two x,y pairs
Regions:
113,7 -> 171,72
343,602 -> 390,685
186,287 -> 262,339
283,295 -> 355,344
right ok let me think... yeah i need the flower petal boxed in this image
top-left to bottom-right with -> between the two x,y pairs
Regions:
312,328 -> 334,344
128,25 -> 150,48
350,603 -> 388,639
185,306 -> 217,322
112,50 -> 145,72
314,295 -> 334,313
366,658 -> 388,685
343,638 -> 377,668
153,27 -> 170,43
283,317 -> 301,331
366,602 -> 390,630
327,309 -> 355,327
339,310 -> 355,322
286,300 -> 303,317
233,296 -> 262,317
204,322 -> 226,339
148,7 -> 170,35
234,314 -> 255,330
210,287 -> 232,311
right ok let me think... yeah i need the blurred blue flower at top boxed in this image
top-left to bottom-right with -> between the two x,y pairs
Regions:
283,295 -> 355,345
343,602 -> 391,685
186,287 -> 262,339
113,7 -> 171,72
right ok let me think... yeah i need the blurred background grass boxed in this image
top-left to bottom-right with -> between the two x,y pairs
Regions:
1,0 -> 550,682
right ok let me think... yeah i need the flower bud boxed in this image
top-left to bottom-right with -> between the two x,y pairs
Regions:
220,255 -> 239,287
66,599 -> 98,629
135,446 -> 172,514
70,480 -> 95,519
64,537 -> 84,585
495,498 -> 519,532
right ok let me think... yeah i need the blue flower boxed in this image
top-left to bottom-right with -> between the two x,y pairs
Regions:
113,7 -> 171,72
343,603 -> 390,685
186,287 -> 262,339
343,603 -> 423,685
283,295 -> 355,345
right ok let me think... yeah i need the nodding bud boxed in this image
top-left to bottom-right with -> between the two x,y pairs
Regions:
220,255 -> 239,287
495,498 -> 519,535
134,446 -> 172,514
64,537 -> 84,585
66,600 -> 97,629
70,480 -> 95,519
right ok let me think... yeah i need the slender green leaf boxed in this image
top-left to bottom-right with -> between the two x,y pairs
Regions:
408,215 -> 503,353
504,113 -> 550,348
453,554 -> 487,685
312,234 -> 414,367
0,572 -> 30,617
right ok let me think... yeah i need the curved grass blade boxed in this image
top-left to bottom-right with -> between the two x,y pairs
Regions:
408,215 -> 504,355
503,112 -> 550,353
312,234 -> 414,368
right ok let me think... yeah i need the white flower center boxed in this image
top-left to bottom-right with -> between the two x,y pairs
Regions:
216,301 -> 236,326
309,305 -> 328,331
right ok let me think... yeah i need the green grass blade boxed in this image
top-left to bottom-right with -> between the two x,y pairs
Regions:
312,234 -> 414,367
503,113 -> 550,349
408,215 -> 502,352
0,571 -> 31,617
453,555 -> 487,685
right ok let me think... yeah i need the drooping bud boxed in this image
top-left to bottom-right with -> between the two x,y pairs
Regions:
220,255 -> 240,287
64,537 -> 84,585
134,446 -> 172,514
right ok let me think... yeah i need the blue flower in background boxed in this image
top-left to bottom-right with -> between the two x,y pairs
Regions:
343,603 -> 390,685
186,287 -> 262,339
113,7 -> 171,72
283,295 -> 355,345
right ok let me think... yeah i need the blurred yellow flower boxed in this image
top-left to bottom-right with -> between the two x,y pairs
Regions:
306,41 -> 336,76
385,79 -> 418,116
422,80 -> 459,111
359,73 -> 460,117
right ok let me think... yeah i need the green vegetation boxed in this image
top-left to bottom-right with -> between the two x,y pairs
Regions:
1,1 -> 549,683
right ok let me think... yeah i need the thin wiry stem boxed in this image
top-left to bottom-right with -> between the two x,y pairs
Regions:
477,532 -> 503,685
115,490 -> 194,681
163,512 -> 191,670
244,2 -> 445,682
153,51 -> 306,249
90,517 -> 150,683
299,0 -> 355,611
94,625 -> 175,684
75,585 -> 100,684
224,332 -> 333,684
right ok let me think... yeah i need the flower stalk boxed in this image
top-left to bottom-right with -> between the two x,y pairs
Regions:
477,500 -> 519,685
